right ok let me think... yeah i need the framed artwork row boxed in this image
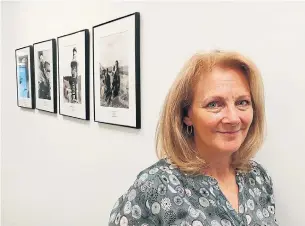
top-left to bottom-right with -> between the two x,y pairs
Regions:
15,12 -> 140,129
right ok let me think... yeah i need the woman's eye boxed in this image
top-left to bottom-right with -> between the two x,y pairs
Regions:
238,100 -> 250,106
206,100 -> 251,109
207,101 -> 220,108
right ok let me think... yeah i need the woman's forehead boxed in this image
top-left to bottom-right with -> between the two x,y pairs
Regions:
194,69 -> 251,98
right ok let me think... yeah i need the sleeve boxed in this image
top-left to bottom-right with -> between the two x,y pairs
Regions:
108,174 -> 159,226
253,161 -> 280,225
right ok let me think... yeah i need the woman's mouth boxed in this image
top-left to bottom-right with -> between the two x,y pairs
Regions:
218,130 -> 240,134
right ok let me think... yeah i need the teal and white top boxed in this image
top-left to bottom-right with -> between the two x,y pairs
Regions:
108,158 -> 279,226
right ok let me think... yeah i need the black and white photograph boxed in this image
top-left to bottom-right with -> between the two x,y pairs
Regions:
93,12 -> 141,128
15,45 -> 35,109
33,39 -> 57,113
99,31 -> 129,109
63,47 -> 82,104
57,29 -> 89,120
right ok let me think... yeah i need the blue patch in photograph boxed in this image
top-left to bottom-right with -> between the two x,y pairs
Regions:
18,65 -> 29,98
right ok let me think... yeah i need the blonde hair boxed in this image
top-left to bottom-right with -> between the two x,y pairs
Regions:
155,50 -> 266,175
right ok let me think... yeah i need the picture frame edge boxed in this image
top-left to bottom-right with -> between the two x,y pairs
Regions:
30,45 -> 36,109
135,12 -> 141,129
85,29 -> 90,120
52,38 -> 58,113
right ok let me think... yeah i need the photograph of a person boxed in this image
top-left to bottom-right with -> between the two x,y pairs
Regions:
33,39 -> 57,113
57,29 -> 89,120
63,47 -> 82,104
93,12 -> 140,128
99,32 -> 129,109
15,45 -> 35,109
37,50 -> 51,100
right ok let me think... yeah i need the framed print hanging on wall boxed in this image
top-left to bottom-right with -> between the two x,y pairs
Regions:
57,29 -> 90,120
33,39 -> 57,113
15,45 -> 35,109
93,12 -> 141,128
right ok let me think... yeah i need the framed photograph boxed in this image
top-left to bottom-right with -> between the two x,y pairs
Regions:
15,45 -> 35,109
33,39 -> 57,113
93,12 -> 141,128
57,29 -> 89,120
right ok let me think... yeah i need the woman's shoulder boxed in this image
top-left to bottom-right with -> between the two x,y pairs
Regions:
135,158 -> 180,178
247,159 -> 274,189
249,160 -> 272,178
108,158 -> 185,225
131,158 -> 184,191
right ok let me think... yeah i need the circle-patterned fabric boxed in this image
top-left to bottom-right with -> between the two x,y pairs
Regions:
108,159 -> 279,226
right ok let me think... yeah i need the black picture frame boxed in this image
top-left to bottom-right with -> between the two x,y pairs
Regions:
15,45 -> 35,109
57,29 -> 90,120
92,12 -> 141,128
33,39 -> 57,113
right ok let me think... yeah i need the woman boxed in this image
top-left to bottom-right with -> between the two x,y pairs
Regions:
108,50 -> 279,226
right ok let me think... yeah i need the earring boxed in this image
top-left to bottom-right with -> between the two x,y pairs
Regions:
187,125 -> 193,135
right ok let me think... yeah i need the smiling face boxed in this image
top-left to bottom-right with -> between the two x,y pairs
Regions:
183,66 -> 254,160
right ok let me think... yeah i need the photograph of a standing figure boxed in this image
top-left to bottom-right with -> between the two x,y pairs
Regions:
63,47 -> 82,104
33,39 -> 57,113
100,58 -> 128,109
37,51 -> 51,100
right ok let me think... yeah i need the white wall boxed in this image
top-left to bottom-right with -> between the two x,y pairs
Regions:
2,1 -> 305,226
0,1 -> 3,225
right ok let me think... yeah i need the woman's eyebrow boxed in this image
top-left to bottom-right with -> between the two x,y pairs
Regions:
200,94 -> 251,102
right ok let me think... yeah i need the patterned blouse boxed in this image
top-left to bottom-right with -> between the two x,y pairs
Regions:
108,158 -> 279,226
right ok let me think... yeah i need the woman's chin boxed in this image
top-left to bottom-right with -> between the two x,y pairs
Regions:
216,143 -> 241,154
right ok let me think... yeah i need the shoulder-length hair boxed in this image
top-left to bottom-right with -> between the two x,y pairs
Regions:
155,50 -> 266,175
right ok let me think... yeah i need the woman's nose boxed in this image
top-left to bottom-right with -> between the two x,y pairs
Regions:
221,105 -> 241,125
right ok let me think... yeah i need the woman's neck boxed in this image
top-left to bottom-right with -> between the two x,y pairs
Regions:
196,146 -> 235,183
202,161 -> 235,183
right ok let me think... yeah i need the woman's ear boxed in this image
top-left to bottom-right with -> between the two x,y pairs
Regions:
183,116 -> 193,126
183,108 -> 193,126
